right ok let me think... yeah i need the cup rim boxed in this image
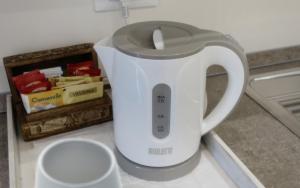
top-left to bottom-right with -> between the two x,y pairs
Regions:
36,138 -> 117,187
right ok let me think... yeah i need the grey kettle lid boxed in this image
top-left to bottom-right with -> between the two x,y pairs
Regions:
112,21 -> 243,59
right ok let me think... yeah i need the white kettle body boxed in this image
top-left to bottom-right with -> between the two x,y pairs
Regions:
94,21 -> 248,168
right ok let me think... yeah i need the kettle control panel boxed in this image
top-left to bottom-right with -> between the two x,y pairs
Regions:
152,84 -> 171,139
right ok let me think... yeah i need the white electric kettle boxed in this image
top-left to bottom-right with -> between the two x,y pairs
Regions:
94,21 -> 248,179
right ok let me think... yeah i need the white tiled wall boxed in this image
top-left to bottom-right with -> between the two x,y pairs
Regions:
1,0 -> 300,92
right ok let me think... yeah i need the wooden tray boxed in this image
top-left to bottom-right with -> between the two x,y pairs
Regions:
3,43 -> 113,140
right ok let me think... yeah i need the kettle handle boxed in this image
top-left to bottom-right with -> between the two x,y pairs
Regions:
201,46 -> 248,135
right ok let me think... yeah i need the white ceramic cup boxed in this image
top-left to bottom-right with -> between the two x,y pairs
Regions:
35,138 -> 122,188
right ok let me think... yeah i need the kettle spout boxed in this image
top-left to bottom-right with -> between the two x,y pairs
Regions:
94,37 -> 115,85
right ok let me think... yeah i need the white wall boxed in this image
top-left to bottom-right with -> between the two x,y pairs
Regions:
1,0 -> 300,92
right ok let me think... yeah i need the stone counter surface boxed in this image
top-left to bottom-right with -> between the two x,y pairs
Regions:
207,63 -> 300,188
0,113 -> 8,188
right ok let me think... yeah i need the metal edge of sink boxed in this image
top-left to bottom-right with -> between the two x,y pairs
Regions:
246,67 -> 300,138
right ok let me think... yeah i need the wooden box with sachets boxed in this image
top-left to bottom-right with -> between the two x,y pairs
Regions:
4,43 -> 113,141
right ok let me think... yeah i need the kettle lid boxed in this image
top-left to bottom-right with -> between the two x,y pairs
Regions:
112,21 -> 241,59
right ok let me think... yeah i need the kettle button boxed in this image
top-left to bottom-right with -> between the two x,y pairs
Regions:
152,84 -> 171,139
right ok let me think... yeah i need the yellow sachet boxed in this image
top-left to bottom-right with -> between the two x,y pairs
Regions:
51,76 -> 102,89
21,89 -> 64,113
91,76 -> 101,82
55,79 -> 89,88
49,76 -> 88,83
63,82 -> 104,105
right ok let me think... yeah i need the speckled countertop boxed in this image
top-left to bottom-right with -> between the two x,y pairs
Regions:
208,61 -> 300,188
1,46 -> 300,188
0,113 -> 8,188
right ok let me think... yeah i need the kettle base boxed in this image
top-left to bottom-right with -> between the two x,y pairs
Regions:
114,148 -> 201,181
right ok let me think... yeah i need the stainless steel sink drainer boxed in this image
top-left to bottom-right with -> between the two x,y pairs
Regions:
247,67 -> 300,138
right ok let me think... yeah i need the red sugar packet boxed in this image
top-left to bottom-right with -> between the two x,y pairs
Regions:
74,68 -> 101,76
13,70 -> 46,91
67,61 -> 94,76
19,81 -> 51,94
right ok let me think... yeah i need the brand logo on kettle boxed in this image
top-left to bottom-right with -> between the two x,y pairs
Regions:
148,147 -> 173,155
